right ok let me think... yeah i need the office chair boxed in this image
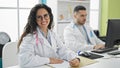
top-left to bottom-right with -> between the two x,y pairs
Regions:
2,42 -> 18,68
93,30 -> 106,42
0,32 -> 11,58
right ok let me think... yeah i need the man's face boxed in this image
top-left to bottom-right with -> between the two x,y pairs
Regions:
74,10 -> 87,25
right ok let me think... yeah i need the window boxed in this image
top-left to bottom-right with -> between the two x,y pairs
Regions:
0,9 -> 18,41
90,0 -> 100,30
0,0 -> 17,7
0,0 -> 39,41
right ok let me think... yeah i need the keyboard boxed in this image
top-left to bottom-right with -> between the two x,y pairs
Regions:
108,51 -> 120,55
92,47 -> 118,53
80,53 -> 104,59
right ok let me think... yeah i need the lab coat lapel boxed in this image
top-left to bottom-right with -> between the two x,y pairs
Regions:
84,24 -> 92,44
76,27 -> 85,39
38,32 -> 52,48
49,31 -> 57,49
70,21 -> 85,39
37,27 -> 52,48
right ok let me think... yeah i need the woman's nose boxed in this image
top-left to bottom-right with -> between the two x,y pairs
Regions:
41,16 -> 46,21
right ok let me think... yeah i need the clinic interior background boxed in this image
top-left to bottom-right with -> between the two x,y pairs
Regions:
0,0 -> 120,42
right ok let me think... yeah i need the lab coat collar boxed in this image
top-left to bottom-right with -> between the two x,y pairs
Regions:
70,21 -> 88,42
70,20 -> 77,29
36,27 -> 52,48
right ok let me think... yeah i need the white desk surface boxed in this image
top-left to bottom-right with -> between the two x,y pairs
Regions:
7,51 -> 120,68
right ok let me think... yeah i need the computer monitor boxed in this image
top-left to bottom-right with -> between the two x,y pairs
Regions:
105,19 -> 120,48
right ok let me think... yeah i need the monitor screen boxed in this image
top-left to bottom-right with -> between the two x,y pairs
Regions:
105,19 -> 120,48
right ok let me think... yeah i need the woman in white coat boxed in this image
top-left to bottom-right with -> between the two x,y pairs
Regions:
64,5 -> 105,52
17,4 -> 80,68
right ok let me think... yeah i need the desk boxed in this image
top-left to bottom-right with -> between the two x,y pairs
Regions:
7,65 -> 50,68
83,56 -> 120,68
7,52 -> 120,68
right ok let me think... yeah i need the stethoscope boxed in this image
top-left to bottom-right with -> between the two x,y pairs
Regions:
34,31 -> 44,46
34,31 -> 45,56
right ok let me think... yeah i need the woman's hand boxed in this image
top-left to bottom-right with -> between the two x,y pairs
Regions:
49,58 -> 63,64
69,58 -> 80,67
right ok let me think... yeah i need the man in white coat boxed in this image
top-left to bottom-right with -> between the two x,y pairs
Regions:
64,5 -> 105,52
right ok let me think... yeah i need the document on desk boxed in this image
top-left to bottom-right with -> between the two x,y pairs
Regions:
79,56 -> 97,67
47,56 -> 97,68
47,61 -> 69,68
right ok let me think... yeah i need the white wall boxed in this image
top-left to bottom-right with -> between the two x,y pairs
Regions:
0,0 -> 100,41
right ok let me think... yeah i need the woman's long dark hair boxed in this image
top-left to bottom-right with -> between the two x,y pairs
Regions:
17,4 -> 53,49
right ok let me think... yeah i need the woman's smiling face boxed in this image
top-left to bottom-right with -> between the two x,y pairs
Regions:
36,8 -> 50,29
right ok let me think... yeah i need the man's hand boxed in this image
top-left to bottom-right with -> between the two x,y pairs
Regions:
94,44 -> 105,50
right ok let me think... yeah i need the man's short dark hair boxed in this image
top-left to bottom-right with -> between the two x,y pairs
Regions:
74,5 -> 86,13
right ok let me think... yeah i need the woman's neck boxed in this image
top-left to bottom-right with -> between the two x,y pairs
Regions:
40,27 -> 48,37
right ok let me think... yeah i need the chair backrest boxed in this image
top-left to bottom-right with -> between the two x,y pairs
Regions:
0,32 -> 11,58
2,42 -> 18,68
0,32 -> 11,45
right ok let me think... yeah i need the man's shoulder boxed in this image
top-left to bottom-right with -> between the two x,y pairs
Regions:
65,23 -> 77,29
84,23 -> 91,27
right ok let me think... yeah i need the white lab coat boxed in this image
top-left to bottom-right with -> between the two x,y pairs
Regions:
18,27 -> 77,68
64,21 -> 105,52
